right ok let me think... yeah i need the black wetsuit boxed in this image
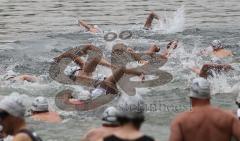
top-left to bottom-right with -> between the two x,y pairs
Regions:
17,129 -> 43,141
104,135 -> 154,141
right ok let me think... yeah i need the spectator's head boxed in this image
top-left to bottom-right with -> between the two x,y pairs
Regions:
116,94 -> 145,130
0,93 -> 26,135
102,106 -> 120,127
189,78 -> 211,105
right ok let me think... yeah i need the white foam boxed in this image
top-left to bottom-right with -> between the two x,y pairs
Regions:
154,5 -> 185,34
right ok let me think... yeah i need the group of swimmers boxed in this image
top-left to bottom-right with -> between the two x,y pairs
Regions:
0,11 -> 240,141
0,77 -> 240,141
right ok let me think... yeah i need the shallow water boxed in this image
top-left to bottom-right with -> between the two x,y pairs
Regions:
1,0 -> 240,141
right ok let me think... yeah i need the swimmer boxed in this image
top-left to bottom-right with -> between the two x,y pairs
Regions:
124,40 -> 179,64
200,40 -> 233,58
54,44 -> 115,82
68,66 -> 145,102
30,97 -> 62,123
124,43 -> 160,64
190,57 -> 234,79
0,94 -> 43,141
103,94 -> 155,141
235,95 -> 240,120
81,106 -> 120,141
3,70 -> 37,83
144,11 -> 160,30
169,78 -> 240,141
78,20 -> 102,33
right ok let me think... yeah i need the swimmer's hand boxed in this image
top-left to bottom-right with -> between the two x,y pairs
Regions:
140,73 -> 145,82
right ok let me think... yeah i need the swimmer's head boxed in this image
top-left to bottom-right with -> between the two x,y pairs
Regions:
167,40 -> 178,49
211,40 -> 223,50
189,77 -> 211,100
116,94 -> 145,129
64,66 -> 80,77
0,93 -> 27,135
102,106 -> 120,126
211,57 -> 222,64
0,93 -> 26,118
31,97 -> 49,113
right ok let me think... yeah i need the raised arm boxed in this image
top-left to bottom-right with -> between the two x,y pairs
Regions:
54,44 -> 100,61
78,20 -> 93,31
199,64 -> 233,78
81,44 -> 101,55
144,11 -> 159,29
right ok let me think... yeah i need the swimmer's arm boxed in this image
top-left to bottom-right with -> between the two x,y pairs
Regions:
124,68 -> 145,81
78,20 -> 92,31
198,48 -> 211,56
13,133 -> 32,141
54,49 -> 80,62
54,51 -> 85,67
81,44 -> 100,54
199,64 -> 214,77
81,129 -> 98,141
202,64 -> 233,72
144,11 -> 159,28
124,68 -> 143,76
99,58 -> 115,68
20,75 -> 37,82
169,119 -> 184,141
222,64 -> 234,71
160,49 -> 170,59
131,52 -> 144,62
190,67 -> 201,75
72,57 -> 85,68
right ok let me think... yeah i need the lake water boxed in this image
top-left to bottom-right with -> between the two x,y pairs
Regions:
0,0 -> 240,141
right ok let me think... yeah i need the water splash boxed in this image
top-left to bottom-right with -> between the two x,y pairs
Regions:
154,6 -> 185,34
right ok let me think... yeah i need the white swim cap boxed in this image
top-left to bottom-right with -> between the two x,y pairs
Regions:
116,94 -> 145,119
189,78 -> 211,99
31,97 -> 49,112
102,106 -> 119,125
211,40 -> 223,50
3,70 -> 17,80
64,66 -> 80,76
0,93 -> 26,118
211,57 -> 222,64
91,87 -> 106,100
